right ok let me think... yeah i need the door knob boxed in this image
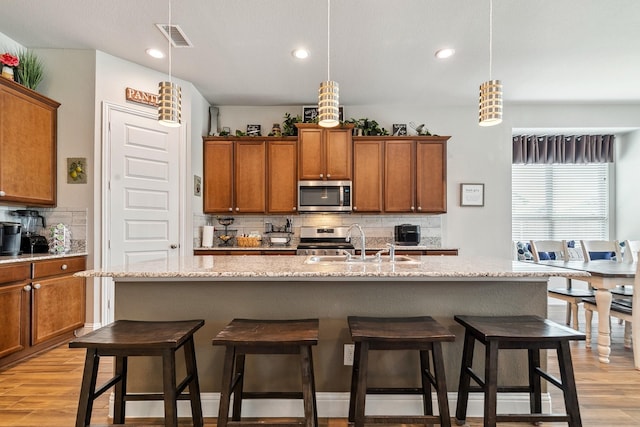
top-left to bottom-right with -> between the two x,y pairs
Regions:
23,285 -> 32,291
170,244 -> 178,249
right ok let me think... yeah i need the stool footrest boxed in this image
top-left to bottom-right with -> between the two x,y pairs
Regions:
124,392 -> 194,401
227,422 -> 307,427
360,415 -> 443,424
366,387 -> 425,395
242,391 -> 304,399
496,413 -> 570,423
466,386 -> 533,393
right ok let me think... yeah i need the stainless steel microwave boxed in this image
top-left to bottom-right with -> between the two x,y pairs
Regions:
297,180 -> 352,213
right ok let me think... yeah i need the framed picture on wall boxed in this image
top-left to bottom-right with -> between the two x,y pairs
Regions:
460,183 -> 484,206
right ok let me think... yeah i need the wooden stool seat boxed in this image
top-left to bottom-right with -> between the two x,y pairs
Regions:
454,315 -> 585,427
212,318 -> 319,427
69,319 -> 205,427
348,316 -> 456,427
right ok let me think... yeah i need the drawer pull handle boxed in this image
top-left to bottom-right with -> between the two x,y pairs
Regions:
23,285 -> 32,291
61,264 -> 68,270
33,283 -> 41,289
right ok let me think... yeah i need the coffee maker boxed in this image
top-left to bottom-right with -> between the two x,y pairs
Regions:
0,222 -> 22,256
10,209 -> 49,254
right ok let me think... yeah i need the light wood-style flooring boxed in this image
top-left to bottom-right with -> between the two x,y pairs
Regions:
1,304 -> 639,426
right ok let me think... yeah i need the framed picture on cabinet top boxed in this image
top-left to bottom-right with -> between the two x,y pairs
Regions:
460,183 -> 484,206
246,124 -> 261,136
303,106 -> 344,123
392,123 -> 407,136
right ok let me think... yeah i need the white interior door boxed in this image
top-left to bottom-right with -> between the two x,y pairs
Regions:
103,104 -> 181,323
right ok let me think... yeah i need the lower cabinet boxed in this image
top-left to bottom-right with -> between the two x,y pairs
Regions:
195,250 -> 297,256
0,256 -> 86,368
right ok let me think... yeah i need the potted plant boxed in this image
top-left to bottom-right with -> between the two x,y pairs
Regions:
0,52 -> 19,81
15,49 -> 44,90
282,113 -> 302,136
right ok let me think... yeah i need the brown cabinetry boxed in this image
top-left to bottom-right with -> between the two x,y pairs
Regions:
296,123 -> 353,180
204,139 -> 266,214
383,137 -> 448,213
0,256 -> 86,369
353,140 -> 384,213
0,77 -> 60,206
267,140 -> 298,214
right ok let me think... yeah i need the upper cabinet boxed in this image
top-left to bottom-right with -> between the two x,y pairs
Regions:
0,78 -> 60,206
203,139 -> 266,214
296,123 -> 353,180
382,137 -> 449,213
203,137 -> 298,215
352,140 -> 384,213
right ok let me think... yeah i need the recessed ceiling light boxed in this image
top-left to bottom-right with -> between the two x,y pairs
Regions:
434,48 -> 455,59
146,48 -> 165,59
292,49 -> 310,59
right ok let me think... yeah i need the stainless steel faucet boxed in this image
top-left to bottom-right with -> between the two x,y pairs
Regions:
346,223 -> 367,261
386,243 -> 396,262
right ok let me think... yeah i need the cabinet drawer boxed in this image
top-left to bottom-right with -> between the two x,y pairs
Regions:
0,263 -> 31,284
32,257 -> 86,279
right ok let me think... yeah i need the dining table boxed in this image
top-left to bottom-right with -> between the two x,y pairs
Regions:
533,260 -> 638,369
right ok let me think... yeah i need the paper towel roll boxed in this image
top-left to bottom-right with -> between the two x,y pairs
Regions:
202,226 -> 214,247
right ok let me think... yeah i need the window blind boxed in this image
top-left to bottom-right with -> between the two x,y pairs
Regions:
512,163 -> 609,241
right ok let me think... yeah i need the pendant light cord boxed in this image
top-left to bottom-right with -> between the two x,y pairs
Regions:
488,0 -> 493,80
327,0 -> 331,81
168,0 -> 173,83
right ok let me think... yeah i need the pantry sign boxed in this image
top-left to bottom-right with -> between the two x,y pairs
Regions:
125,87 -> 159,107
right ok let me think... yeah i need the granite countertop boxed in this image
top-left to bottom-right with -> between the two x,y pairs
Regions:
75,254 -> 589,281
193,245 -> 456,251
0,251 -> 88,265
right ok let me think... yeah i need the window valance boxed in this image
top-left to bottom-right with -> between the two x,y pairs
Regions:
512,134 -> 614,164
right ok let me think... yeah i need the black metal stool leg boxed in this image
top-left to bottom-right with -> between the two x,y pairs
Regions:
484,341 -> 499,427
162,349 -> 178,427
558,341 -> 583,427
348,342 -> 361,423
75,348 -> 100,427
300,345 -> 318,427
431,342 -> 451,427
455,331 -> 475,425
113,355 -> 127,424
184,337 -> 204,427
217,345 -> 236,427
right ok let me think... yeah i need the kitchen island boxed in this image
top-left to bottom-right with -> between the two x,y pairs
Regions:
76,254 -> 588,418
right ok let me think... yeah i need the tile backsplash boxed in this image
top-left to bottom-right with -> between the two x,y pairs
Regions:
0,206 -> 88,253
192,213 -> 442,248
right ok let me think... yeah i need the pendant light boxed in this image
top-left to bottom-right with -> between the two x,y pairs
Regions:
158,0 -> 182,127
318,0 -> 339,128
478,0 -> 502,127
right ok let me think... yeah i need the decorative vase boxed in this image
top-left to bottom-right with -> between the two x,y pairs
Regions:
1,66 -> 14,80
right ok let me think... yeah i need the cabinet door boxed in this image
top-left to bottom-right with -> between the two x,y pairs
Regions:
0,80 -> 59,206
234,141 -> 266,213
416,141 -> 447,213
384,141 -> 415,212
324,128 -> 352,180
31,275 -> 86,346
353,140 -> 383,213
298,127 -> 324,180
0,282 -> 29,358
204,140 -> 234,213
267,140 -> 297,214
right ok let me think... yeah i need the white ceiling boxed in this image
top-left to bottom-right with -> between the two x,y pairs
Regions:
2,0 -> 640,108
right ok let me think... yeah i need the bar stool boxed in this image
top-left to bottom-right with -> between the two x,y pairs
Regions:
347,316 -> 455,427
454,315 -> 585,427
212,318 -> 319,427
69,319 -> 205,427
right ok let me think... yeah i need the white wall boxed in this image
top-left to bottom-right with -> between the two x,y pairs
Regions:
615,130 -> 640,241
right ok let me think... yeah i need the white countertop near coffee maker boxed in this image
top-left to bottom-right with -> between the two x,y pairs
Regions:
0,250 -> 89,265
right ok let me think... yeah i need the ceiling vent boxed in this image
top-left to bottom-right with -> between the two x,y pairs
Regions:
156,24 -> 193,48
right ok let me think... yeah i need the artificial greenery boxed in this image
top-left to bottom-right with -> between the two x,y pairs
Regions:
282,113 -> 302,136
15,48 -> 44,90
347,117 -> 388,136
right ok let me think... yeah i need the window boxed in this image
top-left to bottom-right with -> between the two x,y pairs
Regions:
512,163 -> 610,241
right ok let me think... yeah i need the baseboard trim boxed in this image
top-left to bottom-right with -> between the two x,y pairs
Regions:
111,391 -> 552,419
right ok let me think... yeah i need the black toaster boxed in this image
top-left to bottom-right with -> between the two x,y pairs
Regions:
394,224 -> 421,246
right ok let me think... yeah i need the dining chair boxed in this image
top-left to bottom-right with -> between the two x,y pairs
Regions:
531,240 -> 593,330
580,240 -> 622,262
623,240 -> 640,264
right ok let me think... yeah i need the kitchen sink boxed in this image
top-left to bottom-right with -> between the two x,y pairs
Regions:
304,254 -> 419,264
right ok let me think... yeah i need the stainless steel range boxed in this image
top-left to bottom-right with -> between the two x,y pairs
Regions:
296,226 -> 355,255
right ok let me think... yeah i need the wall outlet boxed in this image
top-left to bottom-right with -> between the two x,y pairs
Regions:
344,343 -> 355,366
